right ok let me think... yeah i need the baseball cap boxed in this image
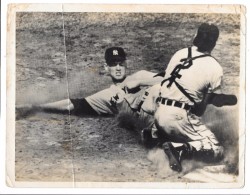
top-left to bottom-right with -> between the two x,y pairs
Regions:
105,47 -> 126,65
193,23 -> 219,52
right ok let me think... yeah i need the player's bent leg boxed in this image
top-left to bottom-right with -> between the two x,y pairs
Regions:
185,113 -> 224,163
155,107 -> 224,172
161,140 -> 224,172
161,142 -> 196,172
190,141 -> 224,163
162,142 -> 183,172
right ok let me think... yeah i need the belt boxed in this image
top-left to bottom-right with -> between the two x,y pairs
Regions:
158,97 -> 192,111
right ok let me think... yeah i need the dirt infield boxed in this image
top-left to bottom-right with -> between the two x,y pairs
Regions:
15,12 -> 241,183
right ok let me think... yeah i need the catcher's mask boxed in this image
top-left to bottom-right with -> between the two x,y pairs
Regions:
193,23 -> 219,52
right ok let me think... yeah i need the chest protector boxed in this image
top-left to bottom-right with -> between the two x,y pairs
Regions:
161,47 -> 211,106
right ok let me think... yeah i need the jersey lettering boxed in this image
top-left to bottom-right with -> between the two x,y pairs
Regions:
113,50 -> 118,55
113,94 -> 119,101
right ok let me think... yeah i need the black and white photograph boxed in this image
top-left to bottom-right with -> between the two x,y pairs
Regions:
6,4 -> 245,188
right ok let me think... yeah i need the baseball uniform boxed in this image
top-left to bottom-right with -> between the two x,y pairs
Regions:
71,70 -> 157,120
155,46 -> 223,154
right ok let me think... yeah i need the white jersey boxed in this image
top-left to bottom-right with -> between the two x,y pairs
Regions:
85,70 -> 157,115
155,46 -> 224,152
160,46 -> 223,104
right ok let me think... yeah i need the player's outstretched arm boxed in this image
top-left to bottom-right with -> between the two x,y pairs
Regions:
37,99 -> 74,112
16,99 -> 74,120
124,70 -> 163,91
191,92 -> 237,117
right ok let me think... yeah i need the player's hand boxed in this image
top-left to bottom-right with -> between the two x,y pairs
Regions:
124,81 -> 140,90
16,104 -> 35,120
210,93 -> 237,107
123,81 -> 141,94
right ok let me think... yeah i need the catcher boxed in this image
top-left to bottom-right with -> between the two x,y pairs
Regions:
140,23 -> 237,172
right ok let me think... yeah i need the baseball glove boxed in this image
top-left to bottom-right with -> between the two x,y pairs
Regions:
208,93 -> 238,107
191,93 -> 237,116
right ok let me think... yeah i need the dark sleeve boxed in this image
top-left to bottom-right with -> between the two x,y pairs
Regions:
191,93 -> 214,117
70,98 -> 99,116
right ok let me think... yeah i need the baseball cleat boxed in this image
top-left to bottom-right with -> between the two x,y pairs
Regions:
162,142 -> 182,172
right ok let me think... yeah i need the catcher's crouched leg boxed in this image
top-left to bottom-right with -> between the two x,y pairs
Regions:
192,145 -> 224,163
162,142 -> 224,172
162,142 -> 195,172
188,138 -> 224,163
